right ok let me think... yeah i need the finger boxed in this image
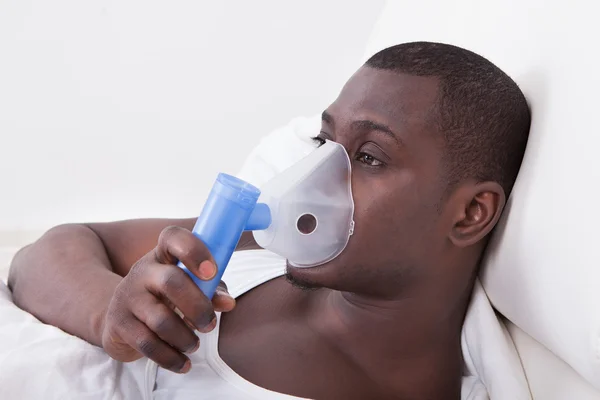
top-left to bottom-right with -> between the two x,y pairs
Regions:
155,225 -> 217,281
146,263 -> 216,331
116,315 -> 191,374
131,294 -> 199,354
102,322 -> 144,363
212,284 -> 236,312
191,315 -> 218,334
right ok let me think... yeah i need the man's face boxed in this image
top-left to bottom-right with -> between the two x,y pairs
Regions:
286,67 -> 454,298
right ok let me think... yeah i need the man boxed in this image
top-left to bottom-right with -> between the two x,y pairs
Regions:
8,42 -> 530,399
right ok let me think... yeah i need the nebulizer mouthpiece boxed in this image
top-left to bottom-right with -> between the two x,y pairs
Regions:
178,140 -> 354,299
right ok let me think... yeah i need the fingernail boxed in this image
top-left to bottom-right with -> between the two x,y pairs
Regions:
199,261 -> 216,280
198,315 -> 217,333
186,340 -> 200,354
194,310 -> 216,331
216,287 -> 234,300
180,360 -> 191,374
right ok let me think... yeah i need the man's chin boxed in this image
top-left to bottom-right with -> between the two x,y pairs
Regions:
284,261 -> 326,291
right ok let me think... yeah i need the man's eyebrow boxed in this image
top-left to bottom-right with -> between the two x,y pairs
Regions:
321,111 -> 402,146
352,120 -> 402,146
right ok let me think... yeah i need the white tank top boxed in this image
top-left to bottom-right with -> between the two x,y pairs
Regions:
142,250 -> 485,399
144,250 -> 308,400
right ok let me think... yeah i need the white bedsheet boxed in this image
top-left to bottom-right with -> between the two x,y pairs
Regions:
0,282 -> 147,399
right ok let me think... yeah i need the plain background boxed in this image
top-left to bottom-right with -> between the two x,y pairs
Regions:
0,0 -> 385,238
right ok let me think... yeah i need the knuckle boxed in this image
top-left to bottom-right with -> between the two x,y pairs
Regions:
127,253 -> 156,278
176,235 -> 207,264
107,310 -> 123,329
135,334 -> 159,357
161,225 -> 180,238
111,295 -> 136,324
159,267 -> 186,293
106,303 -> 130,330
177,244 -> 196,264
156,226 -> 207,267
147,309 -> 176,336
128,258 -> 149,280
158,225 -> 180,247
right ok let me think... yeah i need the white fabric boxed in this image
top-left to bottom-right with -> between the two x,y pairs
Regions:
362,0 -> 600,391
507,322 -> 600,400
0,248 -> 16,283
0,281 -> 147,399
148,250 -> 307,400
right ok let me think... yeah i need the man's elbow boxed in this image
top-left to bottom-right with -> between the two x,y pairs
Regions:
7,223 -> 96,291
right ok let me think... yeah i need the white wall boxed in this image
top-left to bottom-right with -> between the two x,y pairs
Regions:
0,0 -> 384,238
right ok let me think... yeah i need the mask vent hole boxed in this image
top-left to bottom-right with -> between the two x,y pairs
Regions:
297,213 -> 317,235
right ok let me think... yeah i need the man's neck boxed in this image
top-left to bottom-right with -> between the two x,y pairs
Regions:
303,278 -> 472,397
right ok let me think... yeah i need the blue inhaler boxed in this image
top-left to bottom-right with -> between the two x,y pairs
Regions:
177,173 -> 271,299
179,140 -> 355,300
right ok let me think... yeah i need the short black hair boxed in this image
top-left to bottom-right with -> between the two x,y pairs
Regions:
366,41 -> 531,195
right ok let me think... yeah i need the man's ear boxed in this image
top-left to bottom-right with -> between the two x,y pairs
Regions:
448,181 -> 506,247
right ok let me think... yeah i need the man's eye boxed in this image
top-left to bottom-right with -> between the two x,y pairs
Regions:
356,152 -> 383,167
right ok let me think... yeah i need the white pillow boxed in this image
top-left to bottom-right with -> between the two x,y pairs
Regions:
363,0 -> 600,389
237,115 -> 319,188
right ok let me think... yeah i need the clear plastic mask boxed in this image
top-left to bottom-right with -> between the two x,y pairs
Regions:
253,140 -> 355,267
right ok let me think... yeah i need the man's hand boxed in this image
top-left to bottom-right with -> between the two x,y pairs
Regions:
100,226 -> 235,373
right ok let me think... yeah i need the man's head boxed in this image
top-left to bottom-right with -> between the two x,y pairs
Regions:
286,42 -> 530,300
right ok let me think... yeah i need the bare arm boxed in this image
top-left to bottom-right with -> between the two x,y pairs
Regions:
8,218 -> 259,346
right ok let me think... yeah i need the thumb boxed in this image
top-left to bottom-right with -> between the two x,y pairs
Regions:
212,282 -> 236,312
